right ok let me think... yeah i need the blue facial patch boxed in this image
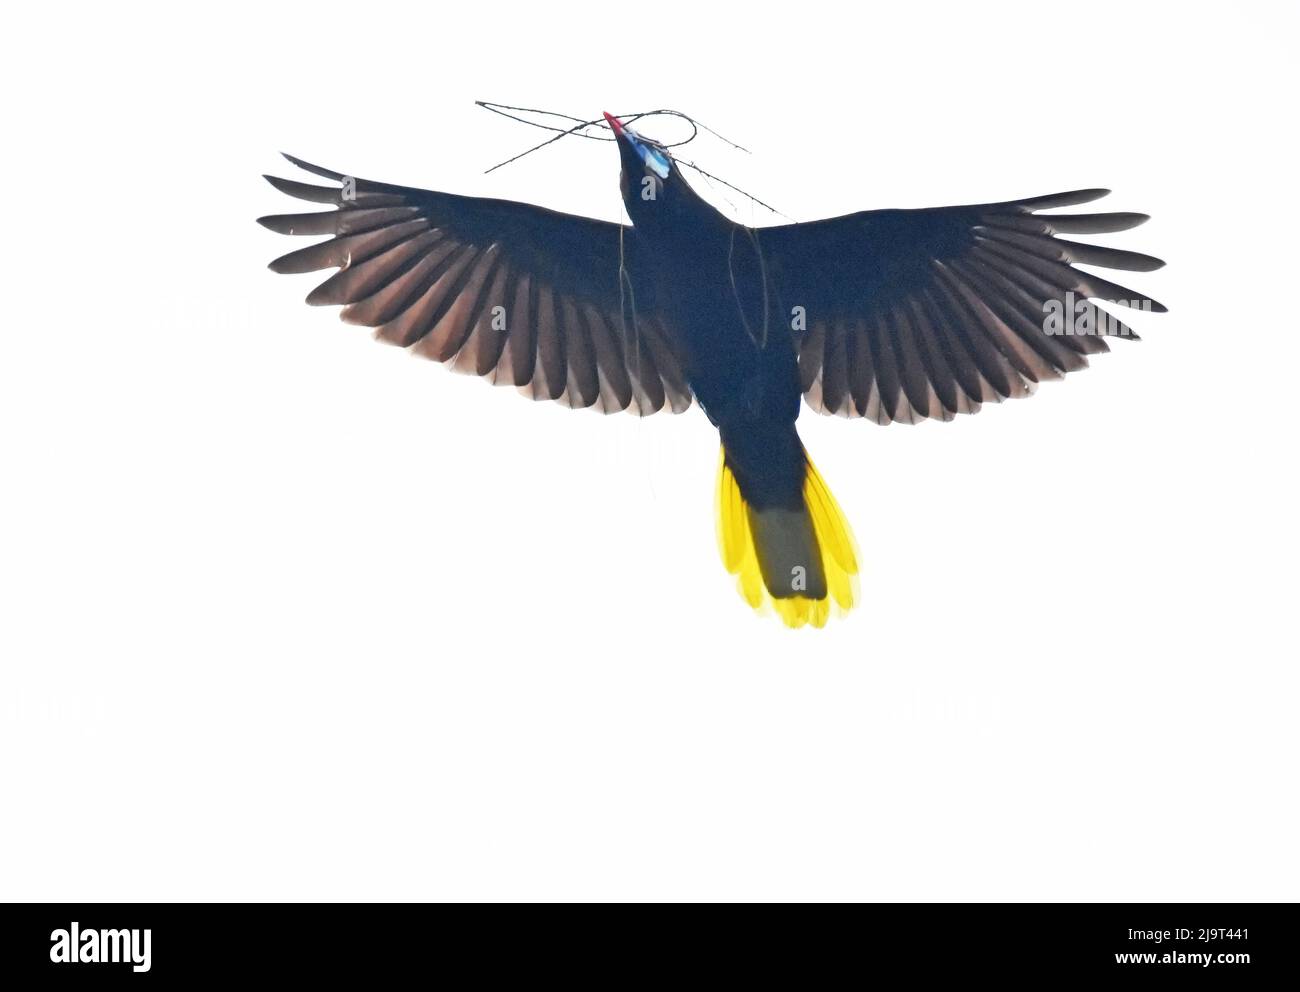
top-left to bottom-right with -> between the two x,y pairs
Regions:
627,128 -> 672,179
643,145 -> 672,179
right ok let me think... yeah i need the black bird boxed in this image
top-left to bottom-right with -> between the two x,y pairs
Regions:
258,112 -> 1164,627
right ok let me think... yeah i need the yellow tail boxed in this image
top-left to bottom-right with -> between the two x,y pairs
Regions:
715,448 -> 859,628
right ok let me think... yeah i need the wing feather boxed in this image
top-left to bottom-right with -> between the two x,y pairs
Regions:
260,155 -> 691,416
763,189 -> 1163,423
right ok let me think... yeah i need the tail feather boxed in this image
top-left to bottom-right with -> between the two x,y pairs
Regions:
716,448 -> 859,628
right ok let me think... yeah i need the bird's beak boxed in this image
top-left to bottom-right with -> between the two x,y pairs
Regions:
603,111 -> 626,139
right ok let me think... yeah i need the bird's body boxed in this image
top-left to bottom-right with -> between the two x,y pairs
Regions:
259,111 -> 1164,627
607,114 -> 846,616
628,193 -> 804,499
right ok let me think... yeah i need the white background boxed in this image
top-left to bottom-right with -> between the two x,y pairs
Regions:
3,1 -> 1297,901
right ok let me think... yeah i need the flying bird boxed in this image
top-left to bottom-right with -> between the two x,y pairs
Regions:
258,112 -> 1164,628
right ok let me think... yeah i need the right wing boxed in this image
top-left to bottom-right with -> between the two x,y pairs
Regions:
757,189 -> 1164,424
258,154 -> 691,415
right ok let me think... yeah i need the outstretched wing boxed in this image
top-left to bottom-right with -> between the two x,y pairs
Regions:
757,189 -> 1164,424
259,155 -> 691,415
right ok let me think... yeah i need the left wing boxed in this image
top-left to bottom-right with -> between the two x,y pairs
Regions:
756,189 -> 1165,424
258,155 -> 692,415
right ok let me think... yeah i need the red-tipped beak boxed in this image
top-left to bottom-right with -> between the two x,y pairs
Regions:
603,111 -> 625,137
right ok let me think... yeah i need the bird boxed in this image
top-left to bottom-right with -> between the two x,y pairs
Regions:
258,111 -> 1164,628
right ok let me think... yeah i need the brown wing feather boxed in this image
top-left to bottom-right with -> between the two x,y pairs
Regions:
760,189 -> 1163,424
259,155 -> 692,416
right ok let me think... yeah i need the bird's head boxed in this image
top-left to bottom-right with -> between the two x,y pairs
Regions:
604,111 -> 712,230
